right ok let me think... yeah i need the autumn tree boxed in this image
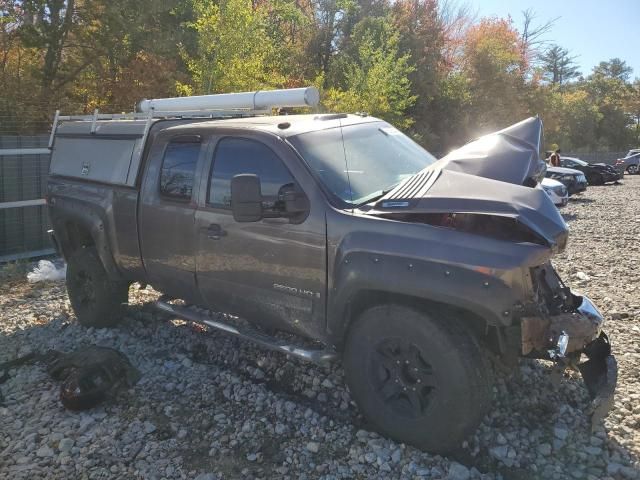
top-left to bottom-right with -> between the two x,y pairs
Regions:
460,17 -> 527,135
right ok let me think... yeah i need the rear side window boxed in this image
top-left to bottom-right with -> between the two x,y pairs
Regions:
209,137 -> 294,210
159,137 -> 201,200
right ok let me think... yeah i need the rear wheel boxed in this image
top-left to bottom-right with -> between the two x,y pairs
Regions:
343,304 -> 493,453
627,165 -> 638,175
66,247 -> 129,328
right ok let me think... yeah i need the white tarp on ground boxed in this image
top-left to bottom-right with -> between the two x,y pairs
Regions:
27,260 -> 66,283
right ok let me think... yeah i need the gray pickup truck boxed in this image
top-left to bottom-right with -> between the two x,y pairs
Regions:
46,88 -> 616,453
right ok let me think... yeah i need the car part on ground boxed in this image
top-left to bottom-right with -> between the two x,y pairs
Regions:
545,166 -> 587,195
541,178 -> 569,207
0,346 -> 140,411
47,346 -> 141,410
46,90 -> 616,453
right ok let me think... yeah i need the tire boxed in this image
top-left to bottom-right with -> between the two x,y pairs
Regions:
343,304 -> 493,454
66,247 -> 129,328
627,165 -> 638,175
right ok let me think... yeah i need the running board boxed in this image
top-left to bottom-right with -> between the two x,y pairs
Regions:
154,298 -> 339,364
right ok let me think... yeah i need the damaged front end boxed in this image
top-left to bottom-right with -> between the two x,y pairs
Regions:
368,116 -> 617,425
522,263 -> 617,426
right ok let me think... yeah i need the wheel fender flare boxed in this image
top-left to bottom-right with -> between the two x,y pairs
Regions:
50,198 -> 121,280
327,252 -> 518,345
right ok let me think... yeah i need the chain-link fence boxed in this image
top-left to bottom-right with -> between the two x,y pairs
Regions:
0,134 -> 53,262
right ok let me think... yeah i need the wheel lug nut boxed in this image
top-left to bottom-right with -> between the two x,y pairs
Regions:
405,360 -> 409,365
414,368 -> 418,372
417,379 -> 421,383
396,360 -> 400,365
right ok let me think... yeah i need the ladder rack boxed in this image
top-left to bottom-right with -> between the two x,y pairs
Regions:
49,107 -> 272,148
48,86 -> 320,148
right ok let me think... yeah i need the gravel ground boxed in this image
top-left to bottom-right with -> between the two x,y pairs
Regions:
1,177 -> 640,480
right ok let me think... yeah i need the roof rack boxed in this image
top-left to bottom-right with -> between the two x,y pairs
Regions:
49,86 -> 320,148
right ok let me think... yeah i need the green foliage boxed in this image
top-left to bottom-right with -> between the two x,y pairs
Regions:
184,0 -> 284,93
323,17 -> 416,129
0,0 -> 636,151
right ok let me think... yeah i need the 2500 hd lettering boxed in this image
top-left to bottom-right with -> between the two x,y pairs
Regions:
46,87 -> 617,453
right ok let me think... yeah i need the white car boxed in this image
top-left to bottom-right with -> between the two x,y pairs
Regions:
541,177 -> 568,207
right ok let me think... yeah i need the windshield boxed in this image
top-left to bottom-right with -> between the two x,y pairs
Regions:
288,121 -> 437,206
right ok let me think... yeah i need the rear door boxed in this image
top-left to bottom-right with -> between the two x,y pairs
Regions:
139,131 -> 208,303
194,132 -> 327,338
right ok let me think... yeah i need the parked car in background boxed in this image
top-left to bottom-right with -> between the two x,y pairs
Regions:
626,148 -> 640,158
619,152 -> 640,175
541,178 -> 568,207
560,156 -> 622,185
545,166 -> 587,195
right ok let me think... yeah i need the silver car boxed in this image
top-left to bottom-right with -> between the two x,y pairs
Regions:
619,152 -> 640,175
541,177 -> 569,207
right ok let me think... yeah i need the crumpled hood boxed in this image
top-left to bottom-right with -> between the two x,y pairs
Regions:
434,117 -> 547,185
369,117 -> 569,250
373,168 -> 568,250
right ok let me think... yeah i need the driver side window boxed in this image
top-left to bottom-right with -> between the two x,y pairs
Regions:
208,137 -> 295,212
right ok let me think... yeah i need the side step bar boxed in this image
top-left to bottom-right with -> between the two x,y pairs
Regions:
154,298 -> 339,364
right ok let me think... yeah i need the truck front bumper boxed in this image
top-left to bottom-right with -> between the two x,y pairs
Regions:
521,294 -> 617,426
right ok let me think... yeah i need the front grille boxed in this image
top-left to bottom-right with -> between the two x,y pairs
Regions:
577,174 -> 586,183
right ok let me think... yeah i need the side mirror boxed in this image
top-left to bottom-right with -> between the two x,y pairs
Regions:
231,174 -> 263,222
279,183 -> 310,223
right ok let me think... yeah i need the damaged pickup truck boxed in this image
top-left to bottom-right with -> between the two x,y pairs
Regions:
46,87 -> 616,453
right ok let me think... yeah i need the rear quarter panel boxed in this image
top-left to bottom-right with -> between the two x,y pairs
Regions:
47,177 -> 144,281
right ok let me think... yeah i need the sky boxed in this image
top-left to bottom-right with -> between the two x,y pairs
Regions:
465,0 -> 640,80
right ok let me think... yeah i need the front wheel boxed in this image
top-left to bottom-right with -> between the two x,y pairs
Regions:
627,165 -> 638,175
66,247 -> 129,328
343,304 -> 493,453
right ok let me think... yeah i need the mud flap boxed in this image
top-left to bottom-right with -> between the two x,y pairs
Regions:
577,332 -> 617,428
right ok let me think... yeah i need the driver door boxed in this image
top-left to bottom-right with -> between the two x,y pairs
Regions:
194,133 -> 327,338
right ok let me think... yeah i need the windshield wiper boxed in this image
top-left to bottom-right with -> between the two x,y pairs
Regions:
355,182 -> 401,207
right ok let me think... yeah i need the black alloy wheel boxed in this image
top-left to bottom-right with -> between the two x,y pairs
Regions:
343,304 -> 494,453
